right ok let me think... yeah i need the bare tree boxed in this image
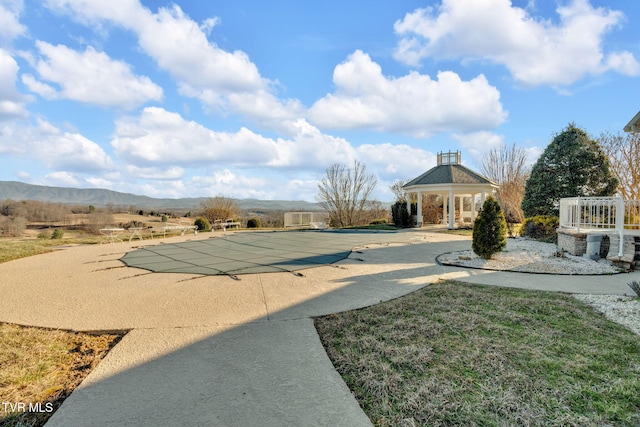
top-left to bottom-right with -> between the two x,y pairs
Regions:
317,160 -> 377,227
361,200 -> 390,224
85,209 -> 115,234
390,180 -> 407,203
598,131 -> 640,199
481,143 -> 530,223
0,216 -> 27,237
199,196 -> 240,224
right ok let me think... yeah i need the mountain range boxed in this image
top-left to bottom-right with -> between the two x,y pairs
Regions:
0,181 -> 322,212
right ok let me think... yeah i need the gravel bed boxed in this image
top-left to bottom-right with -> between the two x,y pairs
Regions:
572,294 -> 640,336
437,237 -> 622,275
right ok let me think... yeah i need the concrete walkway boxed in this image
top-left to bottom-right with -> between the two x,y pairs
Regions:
0,230 -> 637,426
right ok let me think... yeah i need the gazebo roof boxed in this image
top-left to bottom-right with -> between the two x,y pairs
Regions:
624,110 -> 640,133
403,151 -> 497,190
404,163 -> 496,187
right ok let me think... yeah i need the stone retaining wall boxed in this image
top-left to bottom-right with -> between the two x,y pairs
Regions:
558,230 -> 636,270
607,235 -> 637,270
558,230 -> 587,256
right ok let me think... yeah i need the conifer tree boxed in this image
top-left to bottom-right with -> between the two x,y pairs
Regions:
472,197 -> 507,260
522,124 -> 618,217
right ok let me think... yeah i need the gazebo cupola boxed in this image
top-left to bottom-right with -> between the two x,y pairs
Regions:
403,150 -> 498,229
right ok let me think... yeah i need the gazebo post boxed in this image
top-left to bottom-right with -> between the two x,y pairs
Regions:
448,188 -> 455,229
442,192 -> 447,225
471,193 -> 477,222
416,191 -> 422,227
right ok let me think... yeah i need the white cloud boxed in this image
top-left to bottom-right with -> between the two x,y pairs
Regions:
22,41 -> 162,108
190,170 -> 274,199
112,107 -> 280,166
356,143 -> 437,180
452,131 -> 505,167
44,171 -> 81,187
111,107 -> 358,170
0,118 -> 114,171
606,51 -> 640,76
137,5 -> 262,92
308,50 -> 506,136
125,165 -> 185,180
45,0 -> 301,129
0,49 -> 28,120
0,0 -> 26,44
110,107 -> 443,201
271,119 -> 357,169
394,0 -> 640,86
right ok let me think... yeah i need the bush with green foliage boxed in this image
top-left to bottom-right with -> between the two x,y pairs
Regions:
194,217 -> 211,231
51,228 -> 64,239
520,215 -> 559,243
522,124 -> 618,217
246,217 -> 261,228
472,197 -> 507,260
369,218 -> 387,225
391,202 -> 413,227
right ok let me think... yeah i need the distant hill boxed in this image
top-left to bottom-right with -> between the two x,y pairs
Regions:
0,181 -> 322,212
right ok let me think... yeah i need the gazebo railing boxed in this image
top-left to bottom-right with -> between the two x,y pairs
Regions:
559,196 -> 640,257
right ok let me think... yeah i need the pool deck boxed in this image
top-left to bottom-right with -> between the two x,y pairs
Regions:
0,229 -> 637,426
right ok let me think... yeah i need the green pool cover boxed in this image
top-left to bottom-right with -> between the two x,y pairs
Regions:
120,230 -> 403,277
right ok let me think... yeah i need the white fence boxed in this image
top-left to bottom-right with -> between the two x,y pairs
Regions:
559,196 -> 640,257
284,212 -> 330,228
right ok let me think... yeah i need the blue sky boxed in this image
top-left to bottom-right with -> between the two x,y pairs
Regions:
1,0 -> 639,202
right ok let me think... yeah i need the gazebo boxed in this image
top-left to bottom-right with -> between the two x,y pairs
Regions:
624,110 -> 640,132
403,151 -> 498,229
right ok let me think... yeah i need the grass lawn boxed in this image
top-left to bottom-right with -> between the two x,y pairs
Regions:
0,229 -> 196,265
0,323 -> 125,427
0,238 -> 100,264
315,280 -> 640,426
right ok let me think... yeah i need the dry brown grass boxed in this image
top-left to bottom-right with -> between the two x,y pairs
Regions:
0,323 -> 125,427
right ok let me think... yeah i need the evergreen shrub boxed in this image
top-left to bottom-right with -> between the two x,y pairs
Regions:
246,218 -> 261,228
520,215 -> 559,243
391,202 -> 413,227
194,217 -> 211,231
472,197 -> 507,260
